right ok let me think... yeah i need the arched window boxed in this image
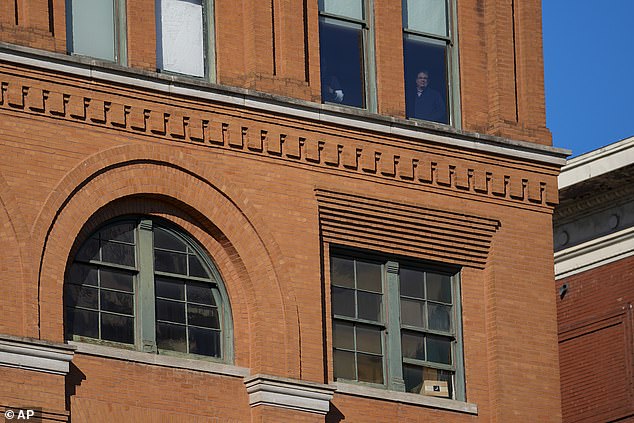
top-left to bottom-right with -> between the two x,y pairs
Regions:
64,218 -> 232,360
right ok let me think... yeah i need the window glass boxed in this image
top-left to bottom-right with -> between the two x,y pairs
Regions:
331,253 -> 461,399
319,0 -> 364,20
319,18 -> 365,108
157,0 -> 205,77
402,0 -> 454,125
403,0 -> 447,36
403,36 -> 448,124
65,219 -> 230,361
70,0 -> 116,61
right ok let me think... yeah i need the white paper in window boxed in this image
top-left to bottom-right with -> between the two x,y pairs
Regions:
405,0 -> 447,37
320,0 -> 363,20
159,0 -> 205,77
72,0 -> 116,61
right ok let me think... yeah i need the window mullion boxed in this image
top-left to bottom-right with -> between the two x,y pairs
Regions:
385,261 -> 405,392
137,219 -> 157,352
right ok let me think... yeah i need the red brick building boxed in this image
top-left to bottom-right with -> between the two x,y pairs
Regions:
554,137 -> 634,423
0,1 -> 567,422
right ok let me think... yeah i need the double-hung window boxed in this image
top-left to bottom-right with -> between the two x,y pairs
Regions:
318,0 -> 374,109
66,0 -> 127,63
402,0 -> 458,125
64,218 -> 232,361
156,0 -> 215,79
331,253 -> 464,400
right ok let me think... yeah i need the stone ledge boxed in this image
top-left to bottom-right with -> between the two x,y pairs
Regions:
0,334 -> 75,376
244,374 -> 336,415
335,382 -> 478,415
70,341 -> 249,377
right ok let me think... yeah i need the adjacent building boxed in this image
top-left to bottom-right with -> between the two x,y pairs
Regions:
0,1 -> 568,421
554,137 -> 634,423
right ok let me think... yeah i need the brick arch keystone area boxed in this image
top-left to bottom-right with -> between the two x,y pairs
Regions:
33,144 -> 301,377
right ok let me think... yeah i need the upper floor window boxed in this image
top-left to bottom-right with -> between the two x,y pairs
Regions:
331,252 -> 464,400
402,0 -> 457,125
156,0 -> 214,79
64,218 -> 232,361
66,0 -> 127,63
318,0 -> 373,109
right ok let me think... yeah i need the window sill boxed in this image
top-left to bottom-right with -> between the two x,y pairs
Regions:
334,382 -> 477,415
69,341 -> 249,378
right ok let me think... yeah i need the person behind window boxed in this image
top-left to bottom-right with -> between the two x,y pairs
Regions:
321,60 -> 345,104
408,70 -> 446,123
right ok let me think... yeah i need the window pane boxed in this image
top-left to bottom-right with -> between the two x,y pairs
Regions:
400,267 -> 425,299
332,286 -> 355,317
101,223 -> 135,244
402,331 -> 425,360
356,325 -> 382,354
68,263 -> 98,286
189,327 -> 221,357
156,298 -> 186,324
187,304 -> 219,329
76,238 -> 100,262
401,298 -> 425,327
357,291 -> 382,322
187,282 -> 214,305
423,367 -> 453,398
428,303 -> 452,332
356,261 -> 382,293
101,313 -> 134,344
156,322 -> 187,352
319,19 -> 365,108
331,256 -> 355,288
403,364 -> 424,393
426,335 -> 452,365
333,320 -> 354,350
319,0 -> 363,20
71,0 -> 116,61
101,241 -> 135,267
334,349 -> 356,380
403,0 -> 447,36
188,255 -> 210,278
427,272 -> 452,303
158,0 -> 205,77
153,227 -> 187,252
403,35 -> 448,124
65,285 -> 99,309
101,290 -> 134,315
357,353 -> 383,384
100,268 -> 133,292
154,250 -> 187,274
156,278 -> 185,300
66,308 -> 99,338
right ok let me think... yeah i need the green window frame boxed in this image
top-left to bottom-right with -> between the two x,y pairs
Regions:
331,251 -> 465,401
402,0 -> 460,126
66,0 -> 127,64
64,218 -> 233,362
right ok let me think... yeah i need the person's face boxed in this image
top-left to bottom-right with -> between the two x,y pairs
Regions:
416,72 -> 429,89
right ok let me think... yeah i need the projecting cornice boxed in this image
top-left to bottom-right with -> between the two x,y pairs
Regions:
1,44 -> 564,210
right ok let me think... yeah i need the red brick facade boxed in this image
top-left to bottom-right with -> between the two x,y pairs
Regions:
0,1 -> 566,422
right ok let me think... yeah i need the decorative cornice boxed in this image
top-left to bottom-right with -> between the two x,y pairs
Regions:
0,47 -> 562,210
0,335 -> 74,375
554,227 -> 634,280
316,189 -> 501,268
244,374 -> 336,415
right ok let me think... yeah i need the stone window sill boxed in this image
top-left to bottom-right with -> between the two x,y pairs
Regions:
69,341 -> 249,378
334,382 -> 478,415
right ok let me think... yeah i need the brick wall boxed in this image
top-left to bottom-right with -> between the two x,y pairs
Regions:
0,0 -> 551,144
557,256 -> 634,422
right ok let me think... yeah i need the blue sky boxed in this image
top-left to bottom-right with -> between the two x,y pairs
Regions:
542,1 -> 634,157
